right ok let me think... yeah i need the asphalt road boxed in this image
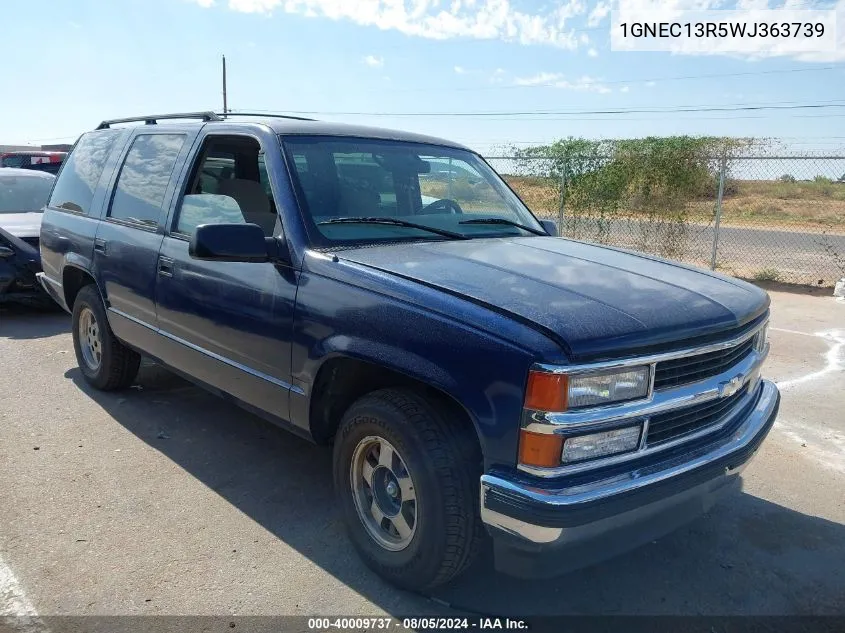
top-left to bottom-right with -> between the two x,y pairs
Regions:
563,218 -> 845,285
0,288 -> 843,619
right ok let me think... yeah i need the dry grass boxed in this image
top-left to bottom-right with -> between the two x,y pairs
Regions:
503,176 -> 845,229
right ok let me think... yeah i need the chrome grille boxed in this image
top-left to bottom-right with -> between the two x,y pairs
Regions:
653,337 -> 755,390
647,385 -> 750,446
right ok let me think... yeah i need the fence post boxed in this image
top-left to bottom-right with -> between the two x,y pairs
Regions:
710,154 -> 727,270
557,158 -> 567,235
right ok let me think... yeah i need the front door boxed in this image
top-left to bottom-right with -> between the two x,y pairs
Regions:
153,132 -> 299,421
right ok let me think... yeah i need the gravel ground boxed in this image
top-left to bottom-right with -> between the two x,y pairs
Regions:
0,288 -> 843,621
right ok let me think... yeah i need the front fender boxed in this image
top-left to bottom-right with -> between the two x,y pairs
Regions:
290,268 -> 542,469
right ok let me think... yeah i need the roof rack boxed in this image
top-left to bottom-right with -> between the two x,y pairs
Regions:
217,111 -> 317,122
96,112 -> 223,130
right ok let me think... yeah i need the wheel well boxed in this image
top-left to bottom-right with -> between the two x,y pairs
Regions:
62,267 -> 97,310
309,357 -> 480,451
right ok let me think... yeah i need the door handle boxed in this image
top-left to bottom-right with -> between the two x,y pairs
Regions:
93,238 -> 107,255
158,256 -> 174,278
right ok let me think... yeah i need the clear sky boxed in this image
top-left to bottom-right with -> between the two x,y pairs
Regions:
3,0 -> 845,155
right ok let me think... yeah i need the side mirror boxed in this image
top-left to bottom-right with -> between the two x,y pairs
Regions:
539,219 -> 558,237
189,223 -> 283,263
0,246 -> 14,259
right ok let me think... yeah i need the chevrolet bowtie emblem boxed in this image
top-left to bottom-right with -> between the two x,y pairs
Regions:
719,375 -> 744,398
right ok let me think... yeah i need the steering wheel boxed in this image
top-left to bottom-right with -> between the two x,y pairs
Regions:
422,198 -> 463,214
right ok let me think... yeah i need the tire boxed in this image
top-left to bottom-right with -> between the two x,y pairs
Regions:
71,284 -> 141,391
333,388 -> 483,591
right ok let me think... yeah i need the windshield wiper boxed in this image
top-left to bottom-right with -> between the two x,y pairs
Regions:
458,217 -> 547,236
317,217 -> 470,240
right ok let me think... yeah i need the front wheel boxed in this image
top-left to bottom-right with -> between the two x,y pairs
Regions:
71,284 -> 141,391
333,388 -> 483,591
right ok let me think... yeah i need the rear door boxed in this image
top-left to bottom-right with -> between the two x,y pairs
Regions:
93,128 -> 198,343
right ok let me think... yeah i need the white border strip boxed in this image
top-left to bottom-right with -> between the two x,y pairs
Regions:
0,557 -> 48,632
771,328 -> 844,389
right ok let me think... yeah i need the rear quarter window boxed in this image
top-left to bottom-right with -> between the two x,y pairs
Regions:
48,130 -> 122,214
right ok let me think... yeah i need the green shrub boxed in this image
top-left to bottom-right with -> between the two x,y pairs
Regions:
753,268 -> 782,282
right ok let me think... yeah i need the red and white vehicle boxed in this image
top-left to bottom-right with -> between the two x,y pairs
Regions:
0,151 -> 67,174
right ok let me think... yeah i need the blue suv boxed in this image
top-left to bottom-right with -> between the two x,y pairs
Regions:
38,112 -> 780,590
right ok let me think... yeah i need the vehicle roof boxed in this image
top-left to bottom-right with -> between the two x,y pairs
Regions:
94,116 -> 472,152
260,119 -> 471,151
0,167 -> 57,179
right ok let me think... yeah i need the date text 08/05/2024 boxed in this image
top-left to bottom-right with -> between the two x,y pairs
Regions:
307,618 -> 529,630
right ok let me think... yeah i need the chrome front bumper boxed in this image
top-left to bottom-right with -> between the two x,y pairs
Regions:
481,379 -> 780,576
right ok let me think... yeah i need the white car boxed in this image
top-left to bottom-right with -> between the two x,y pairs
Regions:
0,168 -> 56,306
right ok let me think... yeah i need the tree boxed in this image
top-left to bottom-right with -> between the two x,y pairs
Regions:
511,136 -> 765,216
508,136 -> 770,256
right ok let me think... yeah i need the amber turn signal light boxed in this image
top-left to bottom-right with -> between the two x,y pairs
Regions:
525,370 -> 568,411
518,429 -> 564,468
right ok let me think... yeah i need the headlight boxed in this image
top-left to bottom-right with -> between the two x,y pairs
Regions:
562,425 -> 642,463
567,367 -> 651,408
525,366 -> 651,412
518,423 -> 643,468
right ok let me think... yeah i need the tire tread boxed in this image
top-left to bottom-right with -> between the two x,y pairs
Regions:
72,284 -> 141,391
335,387 -> 483,591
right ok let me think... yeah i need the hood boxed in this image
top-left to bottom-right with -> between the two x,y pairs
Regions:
336,237 -> 769,361
0,212 -> 43,239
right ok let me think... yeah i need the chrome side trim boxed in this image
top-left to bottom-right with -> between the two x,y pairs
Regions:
36,272 -> 63,291
638,418 -> 650,451
534,321 -> 765,375
36,272 -> 69,312
107,307 -> 305,395
480,380 -> 779,544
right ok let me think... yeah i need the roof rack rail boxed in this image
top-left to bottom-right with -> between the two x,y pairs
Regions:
217,111 -> 317,122
96,111 -> 223,130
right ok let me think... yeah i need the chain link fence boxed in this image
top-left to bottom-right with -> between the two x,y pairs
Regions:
487,154 -> 845,287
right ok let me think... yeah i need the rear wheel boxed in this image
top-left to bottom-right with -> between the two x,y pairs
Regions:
71,285 -> 140,390
333,388 -> 483,591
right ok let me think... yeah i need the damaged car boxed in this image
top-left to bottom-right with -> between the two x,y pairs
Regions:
0,168 -> 56,307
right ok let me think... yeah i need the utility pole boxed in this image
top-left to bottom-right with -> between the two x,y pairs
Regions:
222,54 -> 228,115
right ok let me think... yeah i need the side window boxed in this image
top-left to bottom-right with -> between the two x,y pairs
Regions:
109,134 -> 185,226
178,194 -> 245,235
175,136 -> 276,237
197,152 -> 235,194
2,155 -> 26,168
48,130 -> 121,214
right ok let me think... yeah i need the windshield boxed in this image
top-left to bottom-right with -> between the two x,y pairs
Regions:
0,172 -> 54,213
282,136 -> 543,244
